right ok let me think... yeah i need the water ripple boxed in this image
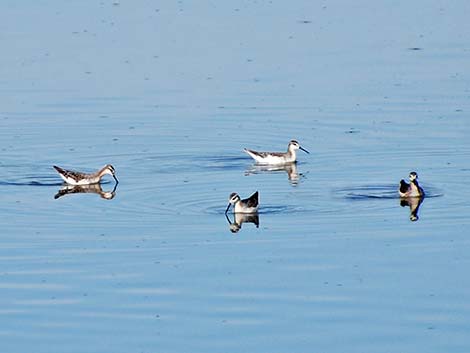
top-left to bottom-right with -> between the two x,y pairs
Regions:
335,184 -> 444,200
136,154 -> 250,173
0,175 -> 62,186
206,204 -> 310,216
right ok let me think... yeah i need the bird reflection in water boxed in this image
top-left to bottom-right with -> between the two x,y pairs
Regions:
400,196 -> 424,221
245,162 -> 301,186
225,213 -> 259,233
54,183 -> 118,200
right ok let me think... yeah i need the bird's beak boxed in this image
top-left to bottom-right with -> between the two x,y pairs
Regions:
113,175 -> 119,184
225,203 -> 231,214
299,146 -> 310,154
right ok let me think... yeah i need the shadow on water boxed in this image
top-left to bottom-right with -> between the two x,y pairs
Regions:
54,183 -> 118,200
225,213 -> 259,233
245,162 -> 306,186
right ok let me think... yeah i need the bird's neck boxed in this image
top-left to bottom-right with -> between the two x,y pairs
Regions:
98,167 -> 109,177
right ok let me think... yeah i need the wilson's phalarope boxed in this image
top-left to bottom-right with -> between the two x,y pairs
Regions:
399,172 -> 424,198
225,191 -> 259,214
244,140 -> 309,165
53,164 -> 118,186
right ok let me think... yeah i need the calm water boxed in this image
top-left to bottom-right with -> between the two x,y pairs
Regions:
1,1 -> 470,352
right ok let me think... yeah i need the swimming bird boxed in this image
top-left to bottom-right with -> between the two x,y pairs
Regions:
225,191 -> 259,214
244,140 -> 309,165
53,164 -> 118,186
399,172 -> 424,198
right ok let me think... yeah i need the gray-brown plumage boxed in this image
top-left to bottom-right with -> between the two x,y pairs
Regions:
244,140 -> 309,164
53,164 -> 118,185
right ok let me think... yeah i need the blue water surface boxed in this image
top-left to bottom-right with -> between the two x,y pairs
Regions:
0,1 -> 469,353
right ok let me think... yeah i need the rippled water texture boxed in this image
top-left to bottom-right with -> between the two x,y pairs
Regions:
1,1 -> 470,353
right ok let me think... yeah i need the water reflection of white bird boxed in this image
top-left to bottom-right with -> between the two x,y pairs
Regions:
400,196 -> 424,221
225,213 -> 259,233
54,183 -> 118,200
245,162 -> 301,186
244,140 -> 309,165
